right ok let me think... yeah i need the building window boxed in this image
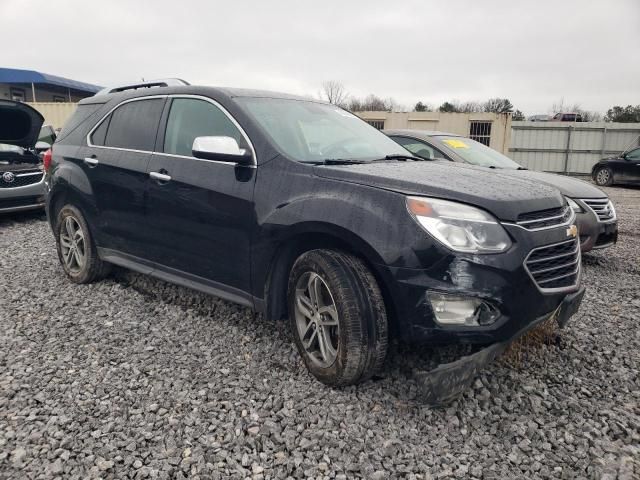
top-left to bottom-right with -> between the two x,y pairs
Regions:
53,95 -> 66,103
10,88 -> 26,102
366,120 -> 385,130
469,121 -> 492,146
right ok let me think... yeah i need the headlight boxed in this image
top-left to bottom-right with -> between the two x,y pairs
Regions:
566,197 -> 583,213
607,200 -> 616,220
406,197 -> 512,253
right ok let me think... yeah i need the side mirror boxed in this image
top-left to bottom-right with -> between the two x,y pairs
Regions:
35,141 -> 51,153
192,136 -> 253,166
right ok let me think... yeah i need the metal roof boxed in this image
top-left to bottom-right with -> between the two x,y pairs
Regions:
0,67 -> 101,93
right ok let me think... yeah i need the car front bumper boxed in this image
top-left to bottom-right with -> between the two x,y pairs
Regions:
414,286 -> 585,404
379,220 -> 584,345
0,177 -> 46,214
574,208 -> 617,252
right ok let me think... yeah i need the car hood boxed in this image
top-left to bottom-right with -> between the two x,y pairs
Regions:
313,161 -> 565,222
0,100 -> 45,149
505,169 -> 607,198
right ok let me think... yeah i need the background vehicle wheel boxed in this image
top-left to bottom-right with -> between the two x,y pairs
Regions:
287,249 -> 388,387
595,167 -> 613,186
55,205 -> 110,284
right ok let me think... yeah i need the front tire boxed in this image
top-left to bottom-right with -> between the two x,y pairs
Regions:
55,205 -> 110,283
287,250 -> 388,387
594,167 -> 613,186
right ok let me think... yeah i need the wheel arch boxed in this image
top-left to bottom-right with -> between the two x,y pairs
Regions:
262,224 -> 398,335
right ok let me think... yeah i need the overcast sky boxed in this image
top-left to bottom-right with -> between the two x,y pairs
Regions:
2,0 -> 638,114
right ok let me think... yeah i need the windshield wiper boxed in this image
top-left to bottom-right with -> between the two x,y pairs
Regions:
319,158 -> 370,165
382,154 -> 428,162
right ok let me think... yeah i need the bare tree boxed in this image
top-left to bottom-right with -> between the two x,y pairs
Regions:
321,81 -> 348,107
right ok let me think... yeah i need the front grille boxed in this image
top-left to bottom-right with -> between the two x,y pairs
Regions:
581,198 -> 615,222
0,169 -> 44,189
517,206 -> 572,230
525,238 -> 580,290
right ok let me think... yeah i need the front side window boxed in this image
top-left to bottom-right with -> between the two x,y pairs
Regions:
391,136 -> 448,160
91,99 -> 164,151
435,136 -> 522,169
237,98 -> 407,163
626,148 -> 640,160
163,98 -> 243,157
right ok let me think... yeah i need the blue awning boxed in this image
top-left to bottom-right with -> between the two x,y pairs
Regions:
0,67 -> 102,93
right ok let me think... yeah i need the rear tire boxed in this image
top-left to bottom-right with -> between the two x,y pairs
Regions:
287,249 -> 388,387
594,167 -> 613,186
55,205 -> 110,284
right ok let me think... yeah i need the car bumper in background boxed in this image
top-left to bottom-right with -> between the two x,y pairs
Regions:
0,179 -> 46,214
574,209 -> 617,252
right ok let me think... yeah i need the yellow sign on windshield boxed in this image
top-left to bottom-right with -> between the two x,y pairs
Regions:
444,139 -> 469,149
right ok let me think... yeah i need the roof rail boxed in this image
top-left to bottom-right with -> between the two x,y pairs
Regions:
95,78 -> 190,96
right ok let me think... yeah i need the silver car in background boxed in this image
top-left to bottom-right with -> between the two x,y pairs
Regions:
0,101 -> 51,214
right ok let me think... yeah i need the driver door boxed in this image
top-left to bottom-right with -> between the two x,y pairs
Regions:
143,96 -> 257,297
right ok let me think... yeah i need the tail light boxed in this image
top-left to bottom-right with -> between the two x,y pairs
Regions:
43,148 -> 52,172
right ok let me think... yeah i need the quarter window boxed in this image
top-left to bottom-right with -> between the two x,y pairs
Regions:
163,98 -> 243,157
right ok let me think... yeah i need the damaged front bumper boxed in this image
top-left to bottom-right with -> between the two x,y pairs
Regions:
415,286 -> 585,405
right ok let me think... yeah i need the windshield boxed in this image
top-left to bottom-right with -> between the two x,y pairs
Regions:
237,98 -> 408,163
435,136 -> 522,169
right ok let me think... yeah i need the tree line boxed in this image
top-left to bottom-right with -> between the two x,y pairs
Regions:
320,81 -> 640,123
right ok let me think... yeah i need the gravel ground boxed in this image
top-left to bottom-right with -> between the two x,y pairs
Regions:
1,186 -> 639,480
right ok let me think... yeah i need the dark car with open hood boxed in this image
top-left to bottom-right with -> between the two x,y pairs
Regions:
0,100 -> 52,214
385,130 -> 618,252
45,80 -> 585,402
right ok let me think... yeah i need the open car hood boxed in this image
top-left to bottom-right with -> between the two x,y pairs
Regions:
0,100 -> 45,149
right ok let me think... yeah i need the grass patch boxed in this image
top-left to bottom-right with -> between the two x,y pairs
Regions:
499,315 -> 560,367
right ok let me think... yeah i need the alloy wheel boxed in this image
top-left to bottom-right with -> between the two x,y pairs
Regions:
596,169 -> 610,185
59,216 -> 87,274
294,271 -> 340,367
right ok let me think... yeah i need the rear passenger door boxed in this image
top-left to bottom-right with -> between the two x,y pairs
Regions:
143,96 -> 256,299
80,97 -> 165,256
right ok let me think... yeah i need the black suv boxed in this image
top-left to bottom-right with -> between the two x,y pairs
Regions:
45,80 -> 585,393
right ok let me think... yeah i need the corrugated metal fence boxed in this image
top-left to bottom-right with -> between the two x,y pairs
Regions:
510,121 -> 640,174
28,102 -> 77,130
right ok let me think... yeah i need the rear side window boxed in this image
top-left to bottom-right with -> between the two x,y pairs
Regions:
163,98 -> 243,157
103,99 -> 164,151
90,99 -> 164,151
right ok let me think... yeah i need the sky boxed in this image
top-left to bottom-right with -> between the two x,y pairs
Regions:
1,0 -> 638,115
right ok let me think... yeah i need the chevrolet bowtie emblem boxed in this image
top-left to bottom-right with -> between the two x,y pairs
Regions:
566,225 -> 578,238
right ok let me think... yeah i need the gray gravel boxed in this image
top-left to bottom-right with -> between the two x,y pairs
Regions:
1,186 -> 639,479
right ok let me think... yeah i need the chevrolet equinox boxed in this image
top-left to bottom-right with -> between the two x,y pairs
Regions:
45,80 -> 585,391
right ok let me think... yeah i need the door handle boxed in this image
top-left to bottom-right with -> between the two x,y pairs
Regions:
149,171 -> 172,182
84,157 -> 99,167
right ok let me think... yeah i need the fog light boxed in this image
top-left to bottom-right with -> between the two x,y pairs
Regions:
427,292 -> 500,326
